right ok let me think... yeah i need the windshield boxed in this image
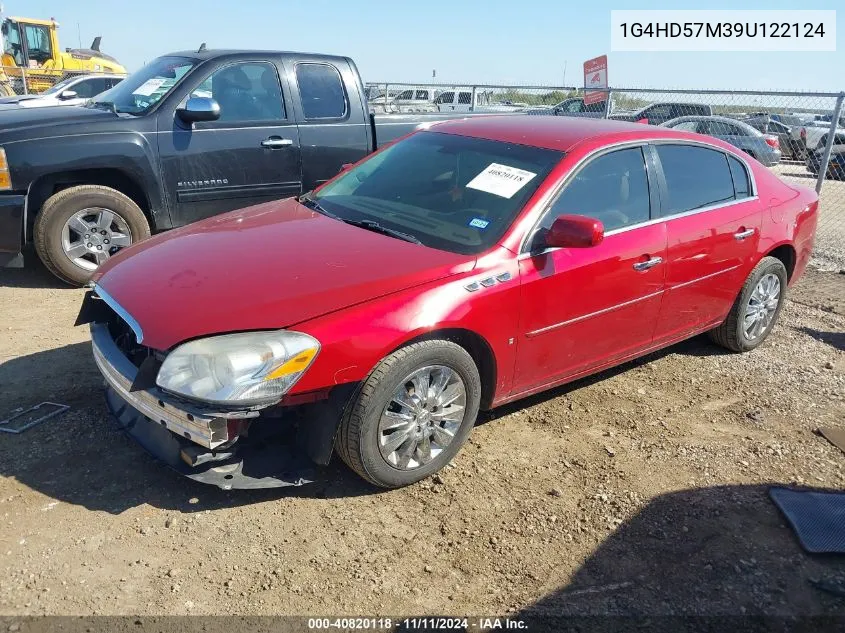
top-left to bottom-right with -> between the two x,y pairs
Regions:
313,132 -> 562,255
88,55 -> 196,115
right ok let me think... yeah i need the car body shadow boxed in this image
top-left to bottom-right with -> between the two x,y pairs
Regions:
517,483 -> 845,628
798,327 -> 845,352
0,247 -> 71,289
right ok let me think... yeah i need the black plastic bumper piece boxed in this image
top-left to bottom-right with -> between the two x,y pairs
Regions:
105,385 -> 319,490
0,194 -> 25,268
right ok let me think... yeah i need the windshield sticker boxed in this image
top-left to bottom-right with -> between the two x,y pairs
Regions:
466,163 -> 537,199
469,218 -> 490,229
133,78 -> 168,96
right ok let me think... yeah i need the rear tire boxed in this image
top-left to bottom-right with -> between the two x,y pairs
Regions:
34,185 -> 150,286
708,256 -> 787,353
335,340 -> 481,488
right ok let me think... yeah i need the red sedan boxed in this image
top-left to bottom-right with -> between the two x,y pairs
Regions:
78,116 -> 818,490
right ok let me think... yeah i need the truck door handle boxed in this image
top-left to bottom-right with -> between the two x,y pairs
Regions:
261,137 -> 293,149
633,256 -> 663,271
734,228 -> 756,240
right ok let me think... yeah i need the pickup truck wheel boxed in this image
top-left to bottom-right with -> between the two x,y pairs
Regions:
708,256 -> 787,353
336,340 -> 481,488
34,185 -> 150,286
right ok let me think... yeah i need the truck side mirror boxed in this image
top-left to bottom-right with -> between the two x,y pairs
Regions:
177,97 -> 221,124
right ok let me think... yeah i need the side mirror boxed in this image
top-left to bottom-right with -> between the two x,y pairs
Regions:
339,163 -> 354,173
545,214 -> 604,249
177,96 -> 221,124
58,90 -> 78,100
637,117 -> 650,125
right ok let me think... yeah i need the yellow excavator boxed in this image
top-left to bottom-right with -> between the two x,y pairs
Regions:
0,15 -> 126,96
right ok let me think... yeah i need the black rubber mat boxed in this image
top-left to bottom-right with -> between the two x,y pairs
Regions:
770,487 -> 845,554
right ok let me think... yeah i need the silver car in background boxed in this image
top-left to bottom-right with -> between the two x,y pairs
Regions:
0,74 -> 124,110
660,115 -> 782,166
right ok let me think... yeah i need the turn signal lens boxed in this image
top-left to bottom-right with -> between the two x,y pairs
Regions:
0,149 -> 10,190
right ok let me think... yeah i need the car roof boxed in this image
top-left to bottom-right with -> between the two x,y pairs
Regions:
166,49 -> 350,64
428,115 -> 714,152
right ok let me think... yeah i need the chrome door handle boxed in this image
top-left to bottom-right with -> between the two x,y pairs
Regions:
261,138 -> 293,148
734,228 -> 756,240
633,257 -> 663,271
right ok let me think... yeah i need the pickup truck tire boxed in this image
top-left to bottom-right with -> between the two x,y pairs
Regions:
336,340 -> 481,488
34,185 -> 150,286
708,256 -> 787,353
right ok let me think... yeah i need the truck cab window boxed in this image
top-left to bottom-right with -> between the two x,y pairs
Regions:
195,62 -> 285,122
24,25 -> 52,64
295,63 -> 348,119
2,22 -> 23,65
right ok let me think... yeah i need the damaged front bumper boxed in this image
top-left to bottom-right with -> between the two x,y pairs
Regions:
90,321 -> 319,490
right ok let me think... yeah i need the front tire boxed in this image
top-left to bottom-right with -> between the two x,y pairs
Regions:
34,185 -> 150,286
336,340 -> 481,488
708,256 -> 787,353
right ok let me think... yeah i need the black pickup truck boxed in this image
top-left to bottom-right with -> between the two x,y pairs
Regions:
0,49 -> 466,285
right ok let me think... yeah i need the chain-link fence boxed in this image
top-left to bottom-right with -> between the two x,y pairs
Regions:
366,82 -> 845,268
0,66 -> 121,98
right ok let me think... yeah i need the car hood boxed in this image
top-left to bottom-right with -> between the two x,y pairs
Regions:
0,95 -> 40,105
0,104 -> 114,132
94,198 -> 475,350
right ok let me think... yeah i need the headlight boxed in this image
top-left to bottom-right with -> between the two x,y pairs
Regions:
156,330 -> 320,405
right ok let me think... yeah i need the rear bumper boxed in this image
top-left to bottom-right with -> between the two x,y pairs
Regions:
0,194 -> 25,268
90,321 -> 319,490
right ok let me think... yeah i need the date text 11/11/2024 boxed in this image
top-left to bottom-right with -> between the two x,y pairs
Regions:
306,617 -> 528,630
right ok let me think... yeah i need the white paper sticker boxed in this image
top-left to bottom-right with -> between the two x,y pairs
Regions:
133,78 -> 168,96
465,163 -> 537,199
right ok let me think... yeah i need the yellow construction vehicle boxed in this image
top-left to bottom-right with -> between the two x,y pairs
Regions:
0,15 -> 126,95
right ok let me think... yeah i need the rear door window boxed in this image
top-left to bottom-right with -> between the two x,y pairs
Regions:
458,91 -> 472,105
295,62 -> 348,119
728,155 -> 751,199
655,144 -> 736,215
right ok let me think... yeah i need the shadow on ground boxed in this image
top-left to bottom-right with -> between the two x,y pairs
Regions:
517,484 -> 845,630
0,247 -> 70,289
798,327 -> 845,352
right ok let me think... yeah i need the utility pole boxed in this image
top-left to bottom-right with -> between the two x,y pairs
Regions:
77,23 -> 82,48
563,61 -> 567,87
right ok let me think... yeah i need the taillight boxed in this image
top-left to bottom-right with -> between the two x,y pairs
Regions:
765,135 -> 780,149
800,127 -> 807,140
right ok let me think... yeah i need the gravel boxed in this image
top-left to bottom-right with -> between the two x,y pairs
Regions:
0,260 -> 843,617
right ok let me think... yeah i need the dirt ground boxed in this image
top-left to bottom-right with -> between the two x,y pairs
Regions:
1,254 -> 844,623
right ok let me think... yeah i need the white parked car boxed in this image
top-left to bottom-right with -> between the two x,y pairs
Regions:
0,74 -> 125,109
432,89 -> 526,113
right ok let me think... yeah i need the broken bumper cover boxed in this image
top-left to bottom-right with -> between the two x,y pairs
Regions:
91,322 -> 318,490
0,194 -> 25,268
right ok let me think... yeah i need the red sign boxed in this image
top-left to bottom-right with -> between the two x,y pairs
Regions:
583,55 -> 608,105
